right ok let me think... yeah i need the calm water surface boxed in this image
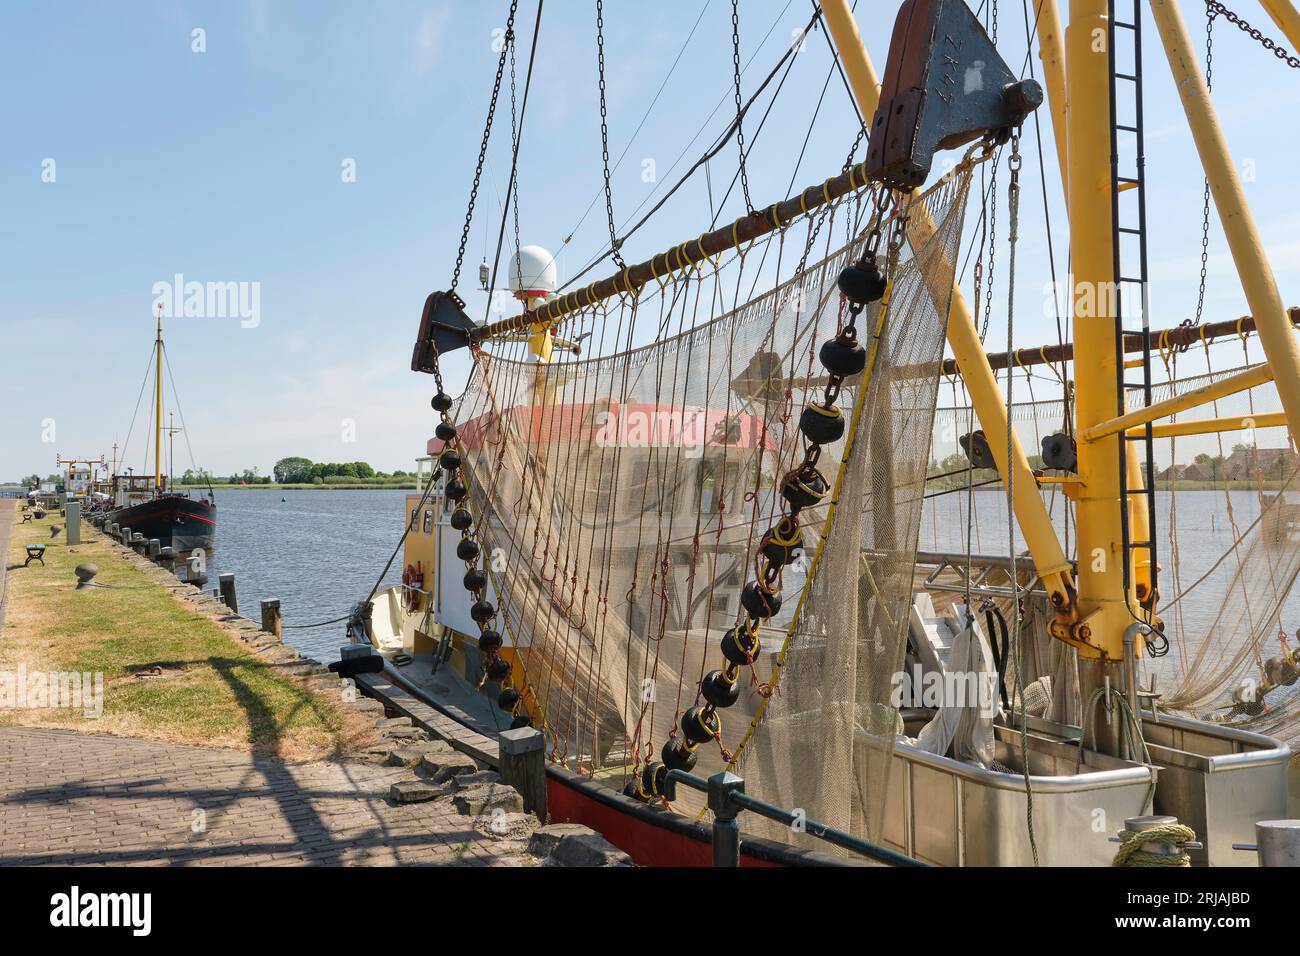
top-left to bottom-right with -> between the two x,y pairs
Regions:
205,489 -> 409,662
204,487 -> 1298,677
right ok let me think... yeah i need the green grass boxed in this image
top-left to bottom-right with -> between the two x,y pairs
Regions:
2,510 -> 372,759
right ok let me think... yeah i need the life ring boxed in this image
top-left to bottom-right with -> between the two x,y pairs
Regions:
402,563 -> 423,613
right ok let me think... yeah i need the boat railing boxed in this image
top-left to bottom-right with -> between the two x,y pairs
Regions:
663,768 -> 925,868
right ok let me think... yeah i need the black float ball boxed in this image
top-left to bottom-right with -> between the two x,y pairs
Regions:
680,705 -> 718,746
486,657 -> 511,682
740,581 -> 782,619
435,421 -> 457,442
721,625 -> 761,667
759,520 -> 803,566
799,402 -> 845,445
498,687 -> 520,711
445,479 -> 467,502
819,333 -> 868,377
700,669 -> 741,708
456,539 -> 481,562
640,762 -> 667,798
780,466 -> 829,511
450,509 -> 473,531
431,392 -> 454,412
463,568 -> 487,592
470,599 -> 496,623
837,256 -> 888,305
661,739 -> 697,773
478,629 -> 503,653
438,451 -> 462,472
510,714 -> 533,730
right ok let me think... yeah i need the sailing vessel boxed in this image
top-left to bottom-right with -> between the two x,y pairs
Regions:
104,309 -> 216,552
354,0 -> 1300,865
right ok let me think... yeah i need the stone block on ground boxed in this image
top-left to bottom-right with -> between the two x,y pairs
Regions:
528,823 -> 597,858
380,724 -> 429,742
384,741 -> 459,768
548,830 -> 633,867
453,783 -> 525,817
417,747 -> 479,783
389,779 -> 452,804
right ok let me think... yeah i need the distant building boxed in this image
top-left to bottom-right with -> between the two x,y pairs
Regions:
1223,446 -> 1298,482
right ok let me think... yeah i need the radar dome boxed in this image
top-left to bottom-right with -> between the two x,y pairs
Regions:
507,245 -> 558,297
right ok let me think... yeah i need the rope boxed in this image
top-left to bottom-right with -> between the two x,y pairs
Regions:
1111,823 -> 1197,867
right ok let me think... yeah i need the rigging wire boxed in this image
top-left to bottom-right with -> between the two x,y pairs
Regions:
556,1 -> 811,295
160,345 -> 213,497
730,0 -> 756,215
595,0 -> 626,269
482,0 -> 545,321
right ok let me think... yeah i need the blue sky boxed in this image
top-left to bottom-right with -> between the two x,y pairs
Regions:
2,0 -> 1297,480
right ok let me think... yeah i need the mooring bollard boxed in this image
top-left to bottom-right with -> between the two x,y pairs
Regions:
147,538 -> 161,559
261,598 -> 282,640
65,501 -> 81,545
499,727 -> 548,824
158,546 -> 176,572
218,573 -> 238,613
120,526 -> 131,544
132,533 -> 147,554
187,556 -> 207,588
109,523 -> 119,538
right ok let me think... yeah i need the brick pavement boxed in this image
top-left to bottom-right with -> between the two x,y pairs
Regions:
0,727 -> 534,866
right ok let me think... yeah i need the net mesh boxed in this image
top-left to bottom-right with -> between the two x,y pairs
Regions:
451,168 -> 972,848
928,361 -> 1300,744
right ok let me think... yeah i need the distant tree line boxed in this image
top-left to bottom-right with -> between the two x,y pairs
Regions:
271,457 -> 409,485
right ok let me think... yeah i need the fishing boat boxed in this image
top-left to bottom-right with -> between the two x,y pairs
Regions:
354,0 -> 1300,866
104,309 -> 216,552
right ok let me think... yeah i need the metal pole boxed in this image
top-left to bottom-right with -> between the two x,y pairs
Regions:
1259,0 -> 1300,52
707,771 -> 744,868
1149,0 -> 1300,455
818,0 -> 1080,642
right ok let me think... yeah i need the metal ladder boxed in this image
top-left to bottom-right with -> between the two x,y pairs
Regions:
1108,0 -> 1159,616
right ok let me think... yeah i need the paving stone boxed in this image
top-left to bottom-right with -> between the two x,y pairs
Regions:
0,727 -> 532,867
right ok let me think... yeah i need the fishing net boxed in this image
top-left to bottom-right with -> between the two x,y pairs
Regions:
451,166 -> 973,850
929,360 -> 1300,744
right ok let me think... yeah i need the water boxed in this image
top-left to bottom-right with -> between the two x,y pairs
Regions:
201,485 -> 1299,682
204,489 -> 410,662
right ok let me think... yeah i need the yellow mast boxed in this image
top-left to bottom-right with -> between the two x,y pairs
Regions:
1259,0 -> 1300,52
819,0 -> 1082,641
155,305 -> 163,490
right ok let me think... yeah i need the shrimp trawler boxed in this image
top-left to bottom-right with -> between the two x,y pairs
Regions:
357,0 -> 1300,866
103,308 -> 216,552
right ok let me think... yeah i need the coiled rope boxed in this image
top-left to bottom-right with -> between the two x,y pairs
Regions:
1111,823 -> 1197,867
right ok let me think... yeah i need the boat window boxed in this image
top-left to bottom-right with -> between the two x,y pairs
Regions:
410,507 -> 419,531
591,452 -> 615,514
423,508 -> 435,534
698,459 -> 739,514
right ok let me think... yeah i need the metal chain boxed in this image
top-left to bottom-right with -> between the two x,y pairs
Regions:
731,0 -> 755,215
981,163 -> 999,342
1206,0 -> 1300,70
1195,7 -> 1214,326
451,1 -> 520,294
595,0 -> 626,269
509,35 -> 523,286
